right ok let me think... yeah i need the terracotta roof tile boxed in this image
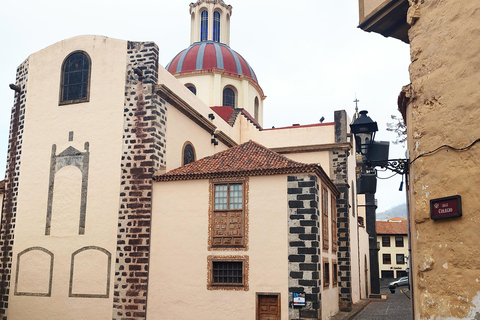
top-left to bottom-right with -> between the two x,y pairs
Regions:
154,140 -> 338,194
376,220 -> 408,235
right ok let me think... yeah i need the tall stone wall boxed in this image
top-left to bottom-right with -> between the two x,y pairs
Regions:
406,1 -> 480,319
332,110 -> 352,311
287,174 -> 321,320
0,60 -> 28,319
112,41 -> 167,320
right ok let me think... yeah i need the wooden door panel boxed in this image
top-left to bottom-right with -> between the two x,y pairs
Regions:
258,294 -> 280,320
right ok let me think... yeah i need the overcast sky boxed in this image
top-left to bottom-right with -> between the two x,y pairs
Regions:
0,0 -> 411,211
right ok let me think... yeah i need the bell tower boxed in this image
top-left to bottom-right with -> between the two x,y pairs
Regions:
189,0 -> 232,45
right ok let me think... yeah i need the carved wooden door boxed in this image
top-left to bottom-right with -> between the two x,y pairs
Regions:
257,294 -> 280,320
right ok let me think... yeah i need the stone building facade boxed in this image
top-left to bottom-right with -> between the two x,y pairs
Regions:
359,0 -> 480,318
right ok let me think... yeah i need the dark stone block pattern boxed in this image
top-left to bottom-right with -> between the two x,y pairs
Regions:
0,59 -> 28,320
112,42 -> 166,320
288,174 -> 321,320
331,149 -> 352,311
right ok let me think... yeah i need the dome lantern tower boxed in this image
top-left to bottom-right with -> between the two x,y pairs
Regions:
167,0 -> 265,126
189,0 -> 232,46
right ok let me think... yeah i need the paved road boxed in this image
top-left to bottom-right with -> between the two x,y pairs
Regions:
352,287 -> 413,320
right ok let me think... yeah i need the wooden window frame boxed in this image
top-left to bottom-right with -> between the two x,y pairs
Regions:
209,178 -> 248,250
383,253 -> 391,265
207,255 -> 249,291
395,236 -> 404,247
323,260 -> 330,288
322,187 -> 329,251
382,236 -> 391,247
59,51 -> 91,105
331,194 -> 337,252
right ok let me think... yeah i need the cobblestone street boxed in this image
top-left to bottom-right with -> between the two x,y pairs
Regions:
352,287 -> 412,320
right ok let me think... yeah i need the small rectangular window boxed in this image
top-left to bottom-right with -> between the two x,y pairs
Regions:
208,256 -> 248,291
395,236 -> 404,247
396,254 -> 405,265
333,263 -> 338,286
382,236 -> 390,247
383,254 -> 391,265
323,261 -> 330,287
212,261 -> 243,285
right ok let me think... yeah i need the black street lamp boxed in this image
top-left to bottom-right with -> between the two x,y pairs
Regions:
350,110 -> 378,157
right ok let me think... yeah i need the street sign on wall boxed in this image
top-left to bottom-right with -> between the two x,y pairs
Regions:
430,195 -> 462,220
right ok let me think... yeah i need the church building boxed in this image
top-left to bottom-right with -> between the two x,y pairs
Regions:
0,1 -> 370,319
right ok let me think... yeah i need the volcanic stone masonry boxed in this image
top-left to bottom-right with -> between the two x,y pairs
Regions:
0,59 -> 28,320
287,174 -> 321,320
332,110 -> 352,311
112,41 -> 167,320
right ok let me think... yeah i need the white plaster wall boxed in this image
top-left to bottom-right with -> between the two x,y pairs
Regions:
281,152 -> 331,169
165,105 -> 230,170
356,195 -> 370,298
171,73 -> 263,125
149,175 -> 289,319
321,185 -> 340,320
357,226 -> 370,299
157,67 -> 241,142
250,124 -> 335,149
8,35 -> 128,320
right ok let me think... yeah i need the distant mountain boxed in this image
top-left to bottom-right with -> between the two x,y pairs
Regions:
376,203 -> 407,221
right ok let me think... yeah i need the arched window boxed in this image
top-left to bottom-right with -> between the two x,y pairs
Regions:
223,87 -> 236,108
254,97 -> 259,121
213,11 -> 221,42
186,84 -> 196,95
201,10 -> 209,41
183,142 -> 196,166
60,51 -> 91,104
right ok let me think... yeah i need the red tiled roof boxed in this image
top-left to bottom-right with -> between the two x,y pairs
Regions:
154,140 -> 338,194
376,220 -> 408,235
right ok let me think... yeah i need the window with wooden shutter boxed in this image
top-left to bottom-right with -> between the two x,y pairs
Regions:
322,187 -> 329,251
211,181 -> 246,248
331,194 -> 337,252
